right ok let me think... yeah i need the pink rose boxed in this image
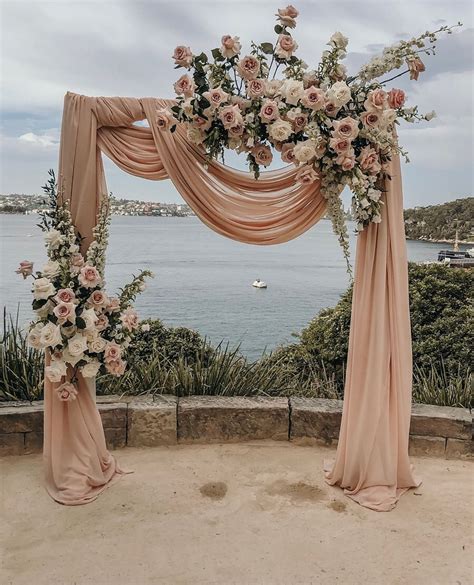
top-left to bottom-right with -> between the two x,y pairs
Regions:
387,88 -> 406,109
336,152 -> 356,171
247,78 -> 267,99
70,253 -> 84,274
56,382 -> 78,402
16,260 -> 34,279
104,341 -> 122,363
324,101 -> 339,118
173,74 -> 195,97
361,110 -> 382,129
407,57 -> 425,81
53,302 -> 76,324
291,112 -> 308,132
221,35 -> 241,59
358,146 -> 382,175
329,136 -> 351,154
301,86 -> 325,110
156,108 -> 174,131
332,116 -> 359,141
55,288 -> 75,304
78,265 -> 102,289
364,89 -> 387,112
106,359 -> 127,377
105,298 -> 120,313
280,143 -> 296,164
172,46 -> 193,68
259,100 -> 280,123
296,165 -> 319,184
96,313 -> 110,332
236,55 -> 260,80
275,34 -> 298,60
193,115 -> 212,131
252,144 -> 273,167
203,87 -> 229,109
88,290 -> 108,309
120,308 -> 139,331
276,5 -> 299,28
219,104 -> 243,129
228,124 -> 244,137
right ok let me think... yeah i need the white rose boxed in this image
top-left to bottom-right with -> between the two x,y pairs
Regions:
329,31 -> 349,50
45,360 -> 67,383
42,260 -> 60,279
33,277 -> 56,301
326,81 -> 351,107
424,110 -> 436,121
293,140 -> 317,163
187,126 -> 204,145
44,229 -> 63,249
39,322 -> 62,348
67,333 -> 88,357
62,348 -> 84,366
280,79 -> 304,106
88,335 -> 107,353
268,119 -> 293,142
141,323 -> 151,333
265,79 -> 283,97
81,360 -> 101,378
27,324 -> 44,349
81,307 -> 98,331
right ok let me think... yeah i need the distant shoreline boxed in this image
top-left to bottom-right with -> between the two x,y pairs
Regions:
2,212 -> 472,245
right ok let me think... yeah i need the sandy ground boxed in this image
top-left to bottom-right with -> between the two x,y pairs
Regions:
1,442 -> 473,585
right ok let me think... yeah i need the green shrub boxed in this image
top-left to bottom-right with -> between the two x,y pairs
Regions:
125,319 -> 214,365
0,308 -> 44,401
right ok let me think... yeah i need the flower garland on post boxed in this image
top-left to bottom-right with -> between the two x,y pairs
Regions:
16,171 -> 153,401
157,4 -> 461,270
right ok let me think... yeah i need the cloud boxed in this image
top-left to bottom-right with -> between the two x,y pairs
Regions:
0,0 -> 473,206
18,131 -> 59,149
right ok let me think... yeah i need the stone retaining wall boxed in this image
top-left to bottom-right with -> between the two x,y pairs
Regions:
0,396 -> 472,459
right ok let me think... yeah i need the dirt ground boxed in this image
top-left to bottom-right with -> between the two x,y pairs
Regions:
1,442 -> 472,585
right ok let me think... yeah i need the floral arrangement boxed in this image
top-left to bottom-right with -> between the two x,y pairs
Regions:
16,171 -> 153,402
159,5 -> 460,267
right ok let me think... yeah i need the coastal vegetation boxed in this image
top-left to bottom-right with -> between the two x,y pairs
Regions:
1,263 -> 472,408
404,197 -> 473,243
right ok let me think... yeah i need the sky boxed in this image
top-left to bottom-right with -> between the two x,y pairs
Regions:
1,0 -> 473,208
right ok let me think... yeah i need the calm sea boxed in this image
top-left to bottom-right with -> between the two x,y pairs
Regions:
0,214 -> 462,360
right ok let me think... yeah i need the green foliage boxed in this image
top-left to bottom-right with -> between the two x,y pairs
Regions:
271,263 -> 473,406
0,308 -> 44,401
404,197 -> 474,242
1,263 -> 472,408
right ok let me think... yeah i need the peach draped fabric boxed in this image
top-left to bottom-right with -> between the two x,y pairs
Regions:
49,91 -> 417,510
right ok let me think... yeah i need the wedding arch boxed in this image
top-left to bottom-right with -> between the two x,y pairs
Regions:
42,91 -> 417,511
34,7 -> 460,511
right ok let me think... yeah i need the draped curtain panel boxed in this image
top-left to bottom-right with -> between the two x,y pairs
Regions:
49,91 -> 418,509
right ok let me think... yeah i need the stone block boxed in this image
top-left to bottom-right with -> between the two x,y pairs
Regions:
178,396 -> 289,443
98,403 -> 128,430
445,438 -> 473,460
0,403 -> 43,434
127,395 -> 177,447
290,397 -> 343,445
104,427 -> 127,450
24,431 -> 43,454
410,404 -> 471,440
409,435 -> 446,457
0,433 -> 24,456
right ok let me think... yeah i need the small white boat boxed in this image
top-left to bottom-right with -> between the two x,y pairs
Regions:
252,279 -> 267,289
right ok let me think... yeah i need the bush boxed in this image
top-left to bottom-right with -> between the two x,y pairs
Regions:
0,309 -> 44,401
124,319 -> 214,365
275,263 -> 473,406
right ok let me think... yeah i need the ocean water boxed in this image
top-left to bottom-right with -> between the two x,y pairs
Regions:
0,214 -> 460,360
